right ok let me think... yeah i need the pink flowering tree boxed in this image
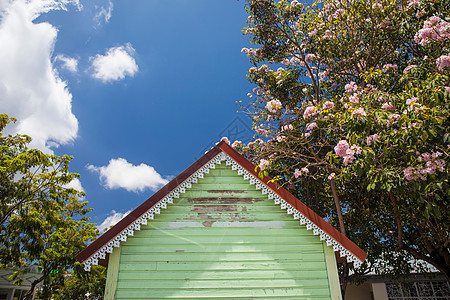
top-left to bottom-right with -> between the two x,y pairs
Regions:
238,0 -> 449,290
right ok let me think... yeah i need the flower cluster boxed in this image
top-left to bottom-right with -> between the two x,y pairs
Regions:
366,134 -> 380,145
259,159 -> 270,171
303,106 -> 318,119
436,54 -> 450,72
403,64 -> 417,74
403,152 -> 446,181
305,122 -> 318,131
221,137 -> 230,145
406,97 -> 423,113
414,16 -> 450,46
231,140 -> 242,148
322,101 -> 335,110
294,167 -> 309,178
351,107 -> 367,120
266,99 -> 282,113
334,140 -> 362,165
345,81 -> 358,93
382,102 -> 395,110
281,124 -> 294,131
383,64 -> 398,71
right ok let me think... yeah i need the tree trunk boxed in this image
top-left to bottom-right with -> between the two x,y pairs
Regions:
23,272 -> 47,300
330,178 -> 347,237
330,178 -> 348,298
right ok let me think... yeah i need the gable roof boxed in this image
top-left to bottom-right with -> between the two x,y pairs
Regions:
77,141 -> 367,271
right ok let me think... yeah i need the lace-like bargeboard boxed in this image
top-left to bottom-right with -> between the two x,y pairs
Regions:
83,151 -> 363,271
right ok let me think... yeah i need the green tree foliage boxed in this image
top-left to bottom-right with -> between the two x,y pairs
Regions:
0,114 -> 98,299
51,265 -> 106,300
238,0 -> 449,291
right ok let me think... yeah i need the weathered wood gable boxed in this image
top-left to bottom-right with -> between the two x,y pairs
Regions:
107,161 -> 338,299
78,142 -> 366,300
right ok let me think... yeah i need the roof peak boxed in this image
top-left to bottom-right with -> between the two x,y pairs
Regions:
77,141 -> 367,271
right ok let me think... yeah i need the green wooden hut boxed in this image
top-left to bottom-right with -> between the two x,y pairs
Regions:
77,141 -> 367,300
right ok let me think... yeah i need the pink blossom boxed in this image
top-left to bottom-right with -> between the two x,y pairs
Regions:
306,122 -> 318,131
403,64 -> 418,74
256,128 -> 268,136
324,30 -> 333,39
308,29 -> 318,36
303,106 -> 318,119
281,124 -> 294,131
334,140 -> 350,157
382,102 -> 396,110
407,0 -> 420,7
366,134 -> 380,145
349,145 -> 362,155
445,87 -> 450,93
343,154 -> 355,166
406,97 -> 418,105
259,159 -> 270,171
277,135 -> 286,142
436,54 -> 450,71
349,93 -> 359,103
388,114 -> 401,121
231,140 -> 241,148
416,9 -> 426,18
404,151 -> 446,181
323,101 -> 335,110
266,99 -> 282,113
372,2 -> 383,9
352,107 -> 367,119
221,137 -> 230,145
294,167 -> 309,178
345,81 -> 358,93
305,53 -> 317,63
414,16 -> 450,46
327,173 -> 336,180
383,64 -> 398,71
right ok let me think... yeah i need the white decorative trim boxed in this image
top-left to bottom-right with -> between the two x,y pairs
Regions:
83,151 -> 363,271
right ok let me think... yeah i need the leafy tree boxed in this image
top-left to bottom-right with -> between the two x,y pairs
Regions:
51,265 -> 106,300
238,0 -> 449,294
0,114 -> 98,299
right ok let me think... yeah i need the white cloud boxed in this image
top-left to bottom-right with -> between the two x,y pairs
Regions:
94,0 -> 113,26
87,158 -> 169,193
63,177 -> 84,192
98,210 -> 130,233
90,43 -> 138,83
0,0 -> 80,153
55,54 -> 78,73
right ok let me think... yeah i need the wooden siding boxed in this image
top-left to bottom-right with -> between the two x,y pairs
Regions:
104,246 -> 121,300
114,162 -> 333,299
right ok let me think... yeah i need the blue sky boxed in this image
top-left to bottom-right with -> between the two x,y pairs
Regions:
0,0 -> 254,230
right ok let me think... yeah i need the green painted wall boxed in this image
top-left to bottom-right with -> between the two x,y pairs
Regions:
112,161 -> 334,299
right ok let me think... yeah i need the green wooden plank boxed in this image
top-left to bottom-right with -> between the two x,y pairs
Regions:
120,243 -> 324,253
182,190 -> 265,198
119,252 -> 326,262
134,228 -> 315,236
133,220 -> 306,228
122,235 -> 322,245
188,183 -> 258,191
115,287 -> 330,298
118,269 -> 328,280
160,204 -> 290,212
119,260 -> 327,271
144,211 -> 297,222
117,278 -> 330,289
118,298 -> 331,300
